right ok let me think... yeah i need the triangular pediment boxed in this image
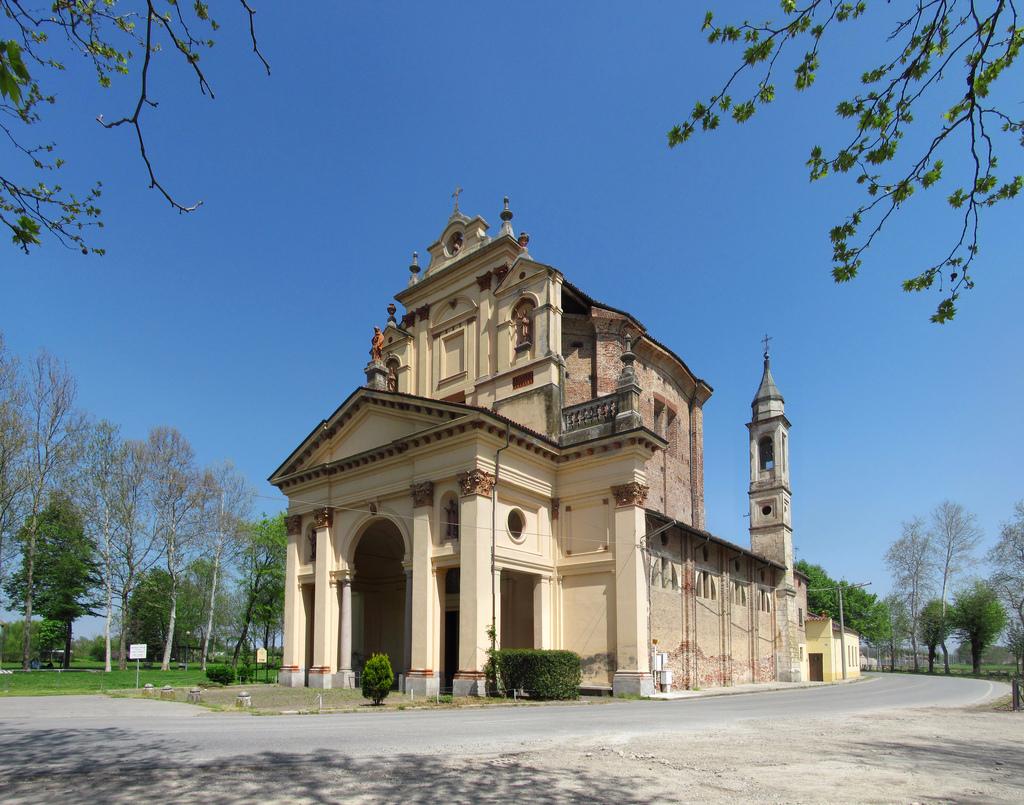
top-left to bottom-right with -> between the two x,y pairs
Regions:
269,389 -> 471,483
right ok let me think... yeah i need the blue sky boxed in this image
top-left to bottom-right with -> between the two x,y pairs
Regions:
3,2 -> 1021,631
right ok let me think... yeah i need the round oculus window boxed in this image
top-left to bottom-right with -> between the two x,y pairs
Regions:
507,509 -> 525,540
761,505 -> 773,516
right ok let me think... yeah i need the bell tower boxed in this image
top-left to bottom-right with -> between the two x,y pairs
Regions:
747,338 -> 802,681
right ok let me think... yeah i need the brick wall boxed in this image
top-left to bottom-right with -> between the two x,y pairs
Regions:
562,307 -> 706,527
561,315 -> 596,406
648,534 -> 781,690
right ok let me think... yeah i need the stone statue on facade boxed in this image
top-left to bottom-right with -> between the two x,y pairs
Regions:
514,304 -> 532,349
370,327 -> 385,363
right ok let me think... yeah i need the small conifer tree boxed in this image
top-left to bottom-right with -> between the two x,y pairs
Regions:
361,653 -> 394,705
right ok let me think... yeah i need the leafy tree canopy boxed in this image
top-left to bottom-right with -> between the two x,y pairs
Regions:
0,1 -> 268,255
4,493 -> 100,626
950,581 -> 1006,672
674,1 -> 1023,323
796,559 -> 890,642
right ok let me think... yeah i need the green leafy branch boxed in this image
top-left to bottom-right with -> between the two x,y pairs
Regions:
671,1 -> 1023,322
0,1 -> 270,256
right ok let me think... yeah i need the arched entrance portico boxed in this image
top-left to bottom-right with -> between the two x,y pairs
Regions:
344,518 -> 408,688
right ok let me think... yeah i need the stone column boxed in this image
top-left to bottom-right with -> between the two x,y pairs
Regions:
494,567 -> 503,649
335,575 -> 354,688
453,469 -> 494,697
279,514 -> 305,687
403,568 -> 413,677
611,483 -> 655,697
533,575 -> 552,649
406,482 -> 440,696
309,507 -> 336,689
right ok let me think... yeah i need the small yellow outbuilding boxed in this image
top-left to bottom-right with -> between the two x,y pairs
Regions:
804,613 -> 860,682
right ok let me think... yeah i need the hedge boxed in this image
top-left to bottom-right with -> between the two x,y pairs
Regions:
494,649 -> 581,700
205,665 -> 235,685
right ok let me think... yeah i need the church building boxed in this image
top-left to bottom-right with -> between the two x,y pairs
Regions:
270,198 -> 808,696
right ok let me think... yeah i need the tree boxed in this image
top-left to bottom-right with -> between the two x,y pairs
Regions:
886,518 -> 935,671
17,352 -> 81,670
79,420 -> 124,673
1005,621 -> 1024,676
4,494 -> 100,668
199,462 -> 252,670
918,598 -> 951,674
950,581 -> 1006,674
989,500 -> 1024,656
0,333 -> 28,586
146,426 -> 208,671
882,593 -> 910,671
674,3 -> 1023,322
929,501 -> 982,674
231,513 -> 286,667
796,559 -> 889,643
361,653 -> 394,706
110,438 -> 161,670
0,1 -> 268,255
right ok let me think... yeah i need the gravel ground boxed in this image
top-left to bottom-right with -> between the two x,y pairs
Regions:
3,701 -> 1020,803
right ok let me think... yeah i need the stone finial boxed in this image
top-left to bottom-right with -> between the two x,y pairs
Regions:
387,303 -> 397,325
408,251 -> 420,286
517,232 -> 530,250
500,196 -> 514,237
618,331 -> 637,387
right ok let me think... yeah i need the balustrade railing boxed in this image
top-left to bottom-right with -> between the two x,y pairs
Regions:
562,394 -> 619,433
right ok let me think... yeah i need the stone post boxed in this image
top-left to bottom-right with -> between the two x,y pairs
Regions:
611,482 -> 655,697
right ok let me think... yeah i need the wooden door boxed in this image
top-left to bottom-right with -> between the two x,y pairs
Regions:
809,653 -> 824,682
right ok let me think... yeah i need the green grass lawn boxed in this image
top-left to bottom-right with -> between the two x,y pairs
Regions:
0,664 -> 279,696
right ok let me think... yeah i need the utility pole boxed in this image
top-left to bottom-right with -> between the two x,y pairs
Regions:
808,581 -> 870,680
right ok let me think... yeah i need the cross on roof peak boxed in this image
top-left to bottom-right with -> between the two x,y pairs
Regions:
761,333 -> 773,359
451,186 -> 463,212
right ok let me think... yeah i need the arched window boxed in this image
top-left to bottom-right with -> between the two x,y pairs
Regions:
759,436 -> 775,471
443,494 -> 460,540
512,300 -> 535,351
385,357 -> 400,393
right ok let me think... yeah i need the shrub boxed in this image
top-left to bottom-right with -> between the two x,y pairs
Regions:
238,664 -> 255,683
205,665 -> 235,685
495,649 -> 581,700
361,653 -> 394,705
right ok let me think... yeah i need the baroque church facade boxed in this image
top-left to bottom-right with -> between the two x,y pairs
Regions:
271,199 -> 809,696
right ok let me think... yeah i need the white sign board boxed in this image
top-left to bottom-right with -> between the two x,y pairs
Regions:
256,648 -> 267,664
129,643 -> 147,660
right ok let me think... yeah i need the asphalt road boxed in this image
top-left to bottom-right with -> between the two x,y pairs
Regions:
0,672 -> 1003,764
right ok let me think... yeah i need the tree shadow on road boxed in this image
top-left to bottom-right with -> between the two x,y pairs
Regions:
0,726 -> 637,804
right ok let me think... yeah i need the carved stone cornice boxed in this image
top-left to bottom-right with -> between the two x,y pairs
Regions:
458,469 -> 496,498
410,481 -> 435,508
611,482 -> 649,508
285,515 -> 303,536
313,507 -> 334,529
